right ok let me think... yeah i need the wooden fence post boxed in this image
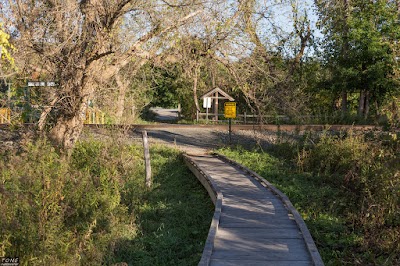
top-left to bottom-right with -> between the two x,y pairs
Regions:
142,130 -> 152,188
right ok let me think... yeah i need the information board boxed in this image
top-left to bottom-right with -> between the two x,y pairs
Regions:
203,97 -> 212,108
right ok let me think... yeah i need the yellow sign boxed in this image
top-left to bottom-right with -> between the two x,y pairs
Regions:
224,102 -> 236,118
0,108 -> 11,124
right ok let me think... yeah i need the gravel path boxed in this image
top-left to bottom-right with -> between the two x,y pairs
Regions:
82,126 -> 282,154
150,107 -> 180,122
129,127 -> 286,154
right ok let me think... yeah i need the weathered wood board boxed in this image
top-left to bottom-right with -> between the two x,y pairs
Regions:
186,154 -> 323,266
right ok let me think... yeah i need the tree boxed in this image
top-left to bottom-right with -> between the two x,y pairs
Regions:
315,0 -> 400,119
145,0 -> 246,118
350,0 -> 400,118
315,0 -> 352,114
0,23 -> 16,78
0,23 -> 16,108
211,0 -> 313,121
1,0 -> 202,150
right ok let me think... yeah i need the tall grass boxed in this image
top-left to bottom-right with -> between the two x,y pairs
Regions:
0,138 -> 213,265
218,131 -> 400,265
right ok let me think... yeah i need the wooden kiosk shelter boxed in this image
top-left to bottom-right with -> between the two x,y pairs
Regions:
199,87 -> 234,121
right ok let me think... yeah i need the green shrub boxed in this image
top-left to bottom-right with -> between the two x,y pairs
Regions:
1,139 -> 75,264
299,132 -> 400,228
1,138 -> 212,265
0,139 -> 138,265
298,132 -> 400,263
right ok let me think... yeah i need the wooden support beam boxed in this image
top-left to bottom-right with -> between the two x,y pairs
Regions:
142,130 -> 152,188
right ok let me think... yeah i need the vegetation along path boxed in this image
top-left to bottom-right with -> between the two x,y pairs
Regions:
184,153 -> 324,266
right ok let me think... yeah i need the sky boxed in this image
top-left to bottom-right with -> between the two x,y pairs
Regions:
269,0 -> 323,56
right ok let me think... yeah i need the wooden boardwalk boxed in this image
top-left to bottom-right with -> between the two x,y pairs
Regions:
184,154 -> 324,266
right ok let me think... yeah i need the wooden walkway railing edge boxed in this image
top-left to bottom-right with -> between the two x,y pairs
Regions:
213,153 -> 324,266
183,154 -> 223,266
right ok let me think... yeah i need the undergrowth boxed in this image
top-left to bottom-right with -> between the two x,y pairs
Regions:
0,138 -> 213,265
218,131 -> 400,265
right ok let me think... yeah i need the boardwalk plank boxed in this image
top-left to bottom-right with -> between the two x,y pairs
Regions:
220,192 -> 274,200
220,211 -> 294,222
212,237 -> 311,260
219,213 -> 298,229
222,204 -> 288,215
185,154 -> 322,265
222,197 -> 284,206
217,227 -> 303,239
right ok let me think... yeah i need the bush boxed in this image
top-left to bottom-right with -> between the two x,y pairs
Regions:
0,138 -> 212,265
298,131 -> 400,260
0,139 -> 137,265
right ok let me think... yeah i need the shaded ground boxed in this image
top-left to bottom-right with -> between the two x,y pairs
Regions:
150,108 -> 180,122
0,127 -> 36,153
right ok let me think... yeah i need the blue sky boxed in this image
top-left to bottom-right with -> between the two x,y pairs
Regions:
256,0 -> 322,57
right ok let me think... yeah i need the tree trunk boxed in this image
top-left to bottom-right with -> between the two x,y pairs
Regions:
358,90 -> 365,117
364,91 -> 370,119
49,100 -> 88,151
341,91 -> 348,113
115,73 -> 129,124
375,100 -> 380,118
38,97 -> 58,131
49,73 -> 94,150
193,65 -> 200,112
392,98 -> 399,122
357,90 -> 370,119
211,66 -> 216,88
341,0 -> 350,116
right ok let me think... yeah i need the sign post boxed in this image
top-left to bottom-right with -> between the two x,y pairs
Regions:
224,102 -> 236,144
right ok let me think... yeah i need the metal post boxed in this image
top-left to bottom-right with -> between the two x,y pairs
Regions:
206,107 -> 209,123
244,112 -> 247,124
229,118 -> 232,144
